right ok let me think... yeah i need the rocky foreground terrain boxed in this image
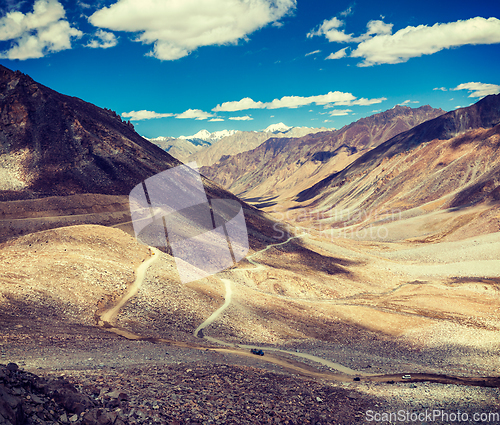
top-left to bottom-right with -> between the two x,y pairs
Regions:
0,360 -> 374,425
1,341 -> 499,425
1,226 -> 499,424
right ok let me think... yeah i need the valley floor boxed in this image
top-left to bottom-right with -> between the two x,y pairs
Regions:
1,224 -> 499,423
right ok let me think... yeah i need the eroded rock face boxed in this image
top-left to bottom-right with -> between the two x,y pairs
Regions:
296,94 -> 500,207
0,65 -> 180,201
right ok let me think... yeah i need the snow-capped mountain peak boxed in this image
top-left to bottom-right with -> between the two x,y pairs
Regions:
179,129 -> 211,140
179,129 -> 238,141
210,129 -> 239,140
263,123 -> 292,133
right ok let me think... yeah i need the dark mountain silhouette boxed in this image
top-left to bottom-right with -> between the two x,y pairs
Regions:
0,65 -> 180,201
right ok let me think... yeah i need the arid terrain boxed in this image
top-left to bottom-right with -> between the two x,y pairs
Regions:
1,221 -> 499,424
0,65 -> 499,424
200,105 -> 445,208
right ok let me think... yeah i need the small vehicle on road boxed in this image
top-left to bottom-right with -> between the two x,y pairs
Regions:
402,374 -> 411,379
250,348 -> 264,356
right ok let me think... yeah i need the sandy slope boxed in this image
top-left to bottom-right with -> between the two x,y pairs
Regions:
1,224 -> 498,378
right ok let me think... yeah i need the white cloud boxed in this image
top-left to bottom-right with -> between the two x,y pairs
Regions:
305,49 -> 321,56
229,116 -> 253,120
328,109 -> 352,116
213,97 -> 265,112
213,92 -> 385,112
361,20 -> 393,38
308,18 -> 392,46
122,110 -> 174,120
326,47 -> 348,60
399,99 -> 420,105
350,97 -> 387,106
209,118 -> 224,122
267,91 -> 357,109
351,17 -> 500,66
0,0 -> 82,59
309,15 -> 500,66
451,82 -> 500,98
433,87 -> 447,91
339,6 -> 354,17
122,108 -> 217,120
86,29 -> 117,48
307,17 -> 352,43
176,109 -> 215,120
89,0 -> 297,60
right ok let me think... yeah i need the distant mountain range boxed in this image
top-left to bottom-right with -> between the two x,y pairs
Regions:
148,123 -> 332,166
200,105 -> 446,207
200,94 -> 500,241
2,62 -> 498,246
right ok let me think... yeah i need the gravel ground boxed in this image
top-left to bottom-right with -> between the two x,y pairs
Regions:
2,357 -> 499,425
2,324 -> 499,425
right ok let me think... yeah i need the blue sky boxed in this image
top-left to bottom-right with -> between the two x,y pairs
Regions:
0,0 -> 499,138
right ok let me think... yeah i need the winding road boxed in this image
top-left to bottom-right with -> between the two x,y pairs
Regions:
97,236 -> 500,388
193,233 -> 305,337
193,278 -> 233,338
99,247 -> 161,327
192,232 -> 375,376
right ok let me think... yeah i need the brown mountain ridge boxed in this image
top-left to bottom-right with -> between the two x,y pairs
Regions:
291,94 -> 500,241
0,65 -> 286,249
200,104 -> 445,208
0,65 -> 181,201
297,94 -> 500,205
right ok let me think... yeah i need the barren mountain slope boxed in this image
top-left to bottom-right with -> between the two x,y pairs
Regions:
187,126 -> 330,167
0,65 -> 181,201
2,224 -> 499,382
200,105 -> 445,207
292,94 -> 500,241
0,65 -> 286,249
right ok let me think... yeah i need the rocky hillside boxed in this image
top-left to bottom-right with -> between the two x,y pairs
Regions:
293,94 -> 500,239
200,105 -> 445,208
0,65 -> 182,201
0,65 -> 286,249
